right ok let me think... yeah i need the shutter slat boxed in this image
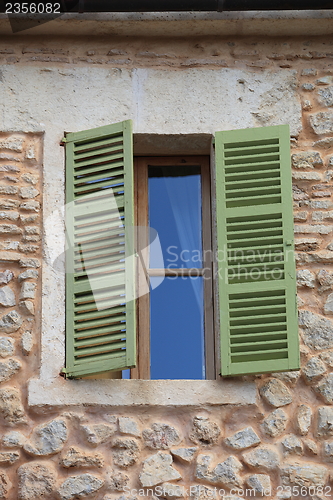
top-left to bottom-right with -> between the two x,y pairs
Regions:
73,132 -> 123,151
74,152 -> 124,168
73,195 -> 124,217
74,161 -> 125,177
75,340 -> 126,357
75,170 -> 123,186
74,181 -> 124,196
74,332 -> 126,348
65,120 -> 135,378
74,141 -> 123,160
215,125 -> 299,376
74,324 -> 125,339
75,307 -> 125,321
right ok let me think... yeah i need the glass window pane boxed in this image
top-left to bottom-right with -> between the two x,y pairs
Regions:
148,166 -> 202,268
150,276 -> 205,380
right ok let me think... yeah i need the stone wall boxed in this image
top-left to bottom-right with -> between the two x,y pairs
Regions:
1,35 -> 333,500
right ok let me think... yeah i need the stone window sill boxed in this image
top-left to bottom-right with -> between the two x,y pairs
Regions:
28,378 -> 257,409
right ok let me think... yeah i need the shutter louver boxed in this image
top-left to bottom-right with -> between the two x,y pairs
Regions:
63,121 -> 136,378
215,125 -> 299,376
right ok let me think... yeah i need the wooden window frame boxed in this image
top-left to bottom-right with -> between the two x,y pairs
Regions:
131,156 -> 216,380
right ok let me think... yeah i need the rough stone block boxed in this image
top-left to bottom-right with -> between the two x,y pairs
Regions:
293,211 -> 308,221
301,68 -> 317,76
302,83 -> 315,91
0,270 -> 13,285
21,331 -> 33,355
261,408 -> 287,437
171,447 -> 197,463
0,199 -> 20,210
294,224 -> 333,235
242,446 -> 280,471
310,111 -> 333,134
280,462 -> 328,487
18,269 -> 38,281
57,474 -> 104,500
0,211 -> 19,221
315,374 -> 333,403
260,379 -> 292,407
18,462 -> 56,500
316,76 -> 332,85
302,356 -> 326,382
2,431 -> 26,448
140,452 -> 182,487
320,350 -> 333,367
245,474 -> 271,496
0,387 -> 26,425
299,310 -> 333,350
112,438 -> 140,468
19,258 -> 40,268
0,137 -> 23,152
19,187 -> 39,199
296,270 -> 315,288
60,447 -> 104,468
302,100 -> 312,111
0,338 -> 13,358
296,405 -> 312,435
0,224 -> 22,235
19,201 -> 40,212
0,358 -> 21,383
224,427 -> 260,450
317,406 -> 333,437
20,214 -> 38,224
20,282 -> 36,300
281,434 -> 303,456
118,416 -> 141,437
212,456 -> 243,488
0,471 -> 11,500
0,185 -> 17,195
21,173 -> 38,185
189,416 -> 221,446
318,86 -> 333,107
81,423 -> 116,446
0,451 -> 19,465
143,423 -> 181,449
295,238 -> 320,251
20,243 -> 39,254
310,250 -> 333,263
24,419 -> 68,456
106,469 -> 129,492
323,441 -> 333,462
303,438 -> 318,455
0,310 -> 22,333
0,286 -> 15,307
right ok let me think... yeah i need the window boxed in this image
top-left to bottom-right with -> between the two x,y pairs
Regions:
62,121 -> 300,380
133,156 -> 215,380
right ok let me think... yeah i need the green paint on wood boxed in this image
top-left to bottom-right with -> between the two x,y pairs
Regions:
64,121 -> 136,378
215,125 -> 299,377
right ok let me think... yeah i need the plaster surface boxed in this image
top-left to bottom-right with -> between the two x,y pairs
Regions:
0,64 -> 300,407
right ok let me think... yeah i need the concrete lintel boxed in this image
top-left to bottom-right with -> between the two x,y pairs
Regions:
28,378 -> 257,409
1,10 -> 333,36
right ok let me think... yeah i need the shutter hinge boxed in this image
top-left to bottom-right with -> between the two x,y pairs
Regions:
60,137 -> 67,146
60,368 -> 67,378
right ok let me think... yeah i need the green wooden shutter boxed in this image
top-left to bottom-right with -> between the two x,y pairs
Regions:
63,120 -> 136,378
215,125 -> 299,377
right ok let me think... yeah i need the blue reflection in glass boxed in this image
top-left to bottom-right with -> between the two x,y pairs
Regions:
148,166 -> 202,269
150,277 -> 205,380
